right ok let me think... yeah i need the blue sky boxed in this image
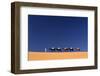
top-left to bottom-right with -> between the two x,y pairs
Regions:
28,15 -> 88,52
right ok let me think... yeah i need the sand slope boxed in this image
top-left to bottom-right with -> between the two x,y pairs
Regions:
28,52 -> 88,60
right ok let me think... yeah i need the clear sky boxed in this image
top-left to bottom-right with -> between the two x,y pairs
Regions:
28,15 -> 88,52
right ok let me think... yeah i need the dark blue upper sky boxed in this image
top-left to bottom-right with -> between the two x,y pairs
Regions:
28,15 -> 88,52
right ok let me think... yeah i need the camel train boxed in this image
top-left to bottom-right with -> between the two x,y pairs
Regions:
49,47 -> 80,52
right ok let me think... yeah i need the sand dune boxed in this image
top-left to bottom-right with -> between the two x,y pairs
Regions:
28,52 -> 88,60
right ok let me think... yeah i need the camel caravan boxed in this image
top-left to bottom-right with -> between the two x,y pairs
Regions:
48,47 -> 80,52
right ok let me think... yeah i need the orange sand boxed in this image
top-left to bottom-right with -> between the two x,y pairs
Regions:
28,52 -> 88,60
